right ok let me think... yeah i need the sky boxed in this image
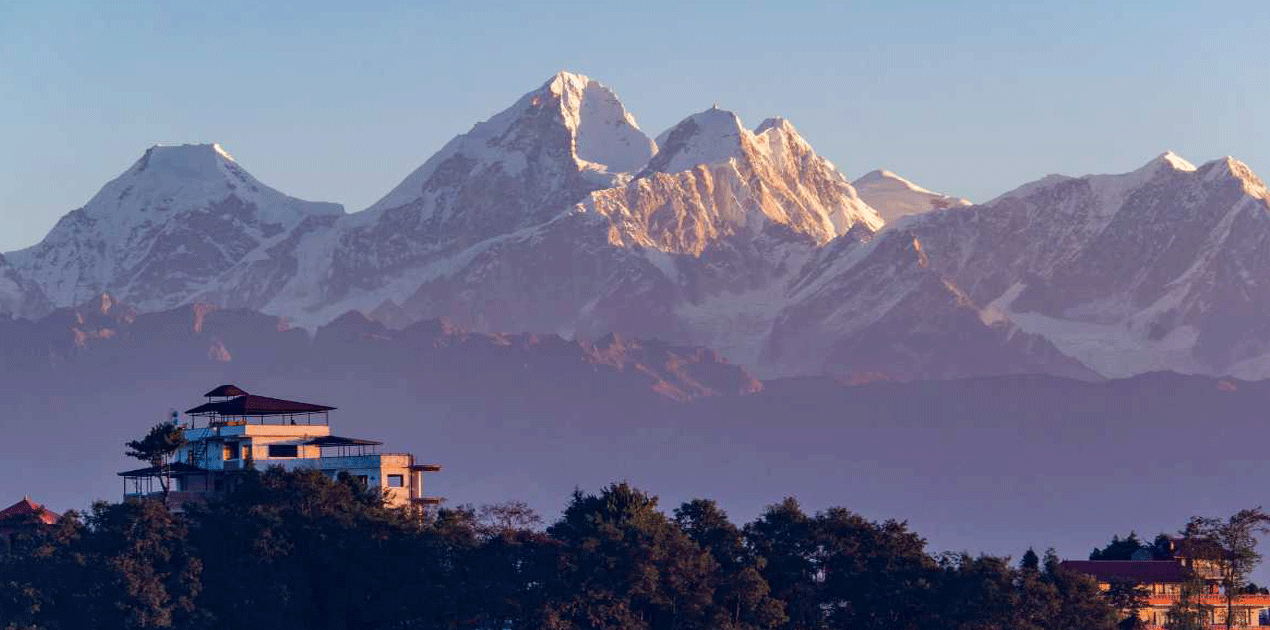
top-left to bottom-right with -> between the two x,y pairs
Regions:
1,0 -> 1268,253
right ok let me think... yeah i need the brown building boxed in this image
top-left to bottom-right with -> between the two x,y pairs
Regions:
1063,551 -> 1270,629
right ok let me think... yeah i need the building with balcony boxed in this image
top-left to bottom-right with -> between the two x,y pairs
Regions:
118,385 -> 441,510
1063,543 -> 1270,629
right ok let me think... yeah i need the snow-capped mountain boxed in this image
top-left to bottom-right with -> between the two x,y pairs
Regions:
857,151 -> 1270,378
13,72 -> 1270,382
319,102 -> 889,364
245,72 -> 657,321
6,144 -> 342,311
0,71 -> 1085,381
762,225 -> 1099,381
851,169 -> 970,222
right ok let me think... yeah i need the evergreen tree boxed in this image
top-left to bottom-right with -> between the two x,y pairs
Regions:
1021,548 -> 1041,572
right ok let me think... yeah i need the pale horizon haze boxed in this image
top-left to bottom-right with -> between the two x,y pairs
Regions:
2,0 -> 1268,252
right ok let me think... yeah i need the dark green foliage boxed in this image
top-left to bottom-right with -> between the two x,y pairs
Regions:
1021,547 -> 1041,572
123,424 -> 187,468
1089,531 -> 1173,561
1164,573 -> 1212,630
123,423 -> 188,503
0,473 -> 1122,630
1105,579 -> 1149,630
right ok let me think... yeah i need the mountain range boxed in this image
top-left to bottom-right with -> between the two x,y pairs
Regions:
4,71 -> 1270,381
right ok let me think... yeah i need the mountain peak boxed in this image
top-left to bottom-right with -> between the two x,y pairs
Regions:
852,169 -> 971,223
133,143 -> 237,179
854,169 -> 937,194
1198,156 -> 1268,197
1142,150 -> 1197,173
754,116 -> 795,135
366,72 -> 653,216
542,70 -> 592,96
646,107 -> 748,174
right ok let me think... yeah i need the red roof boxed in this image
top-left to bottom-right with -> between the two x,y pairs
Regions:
0,497 -> 59,525
1061,560 -> 1190,583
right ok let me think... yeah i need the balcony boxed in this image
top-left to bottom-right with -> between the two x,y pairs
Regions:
1147,594 -> 1270,607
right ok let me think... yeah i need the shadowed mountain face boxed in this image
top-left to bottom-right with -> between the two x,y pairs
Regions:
2,298 -> 1269,580
878,153 -> 1270,378
0,253 -> 50,318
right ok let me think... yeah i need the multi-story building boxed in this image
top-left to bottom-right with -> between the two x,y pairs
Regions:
1063,542 -> 1270,629
118,385 -> 441,509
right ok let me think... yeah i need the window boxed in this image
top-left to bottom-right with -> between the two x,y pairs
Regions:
267,444 -> 298,458
176,476 -> 187,491
387,474 -> 404,488
223,443 -> 239,460
355,475 -> 369,486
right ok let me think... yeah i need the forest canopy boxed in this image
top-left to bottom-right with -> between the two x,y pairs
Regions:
0,468 -> 1122,630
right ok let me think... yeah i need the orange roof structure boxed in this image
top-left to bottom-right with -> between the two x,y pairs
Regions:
0,497 -> 59,525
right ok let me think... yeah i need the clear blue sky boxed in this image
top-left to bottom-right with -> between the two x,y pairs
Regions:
2,0 -> 1267,252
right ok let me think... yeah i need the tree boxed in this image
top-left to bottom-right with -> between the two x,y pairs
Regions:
478,500 -> 543,537
1164,572 -> 1212,630
1090,532 -> 1147,560
743,498 -> 819,630
1043,549 -> 1121,630
545,483 -> 718,630
675,499 -> 786,630
814,508 -> 936,630
1021,548 -> 1041,572
1186,508 -> 1270,630
1105,579 -> 1149,630
124,422 -> 187,505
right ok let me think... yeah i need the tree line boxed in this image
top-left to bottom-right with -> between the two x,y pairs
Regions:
0,468 -> 1124,630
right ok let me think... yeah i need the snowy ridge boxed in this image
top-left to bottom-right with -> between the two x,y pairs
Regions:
882,150 -> 1270,379
365,71 -> 654,218
6,143 -> 342,309
9,73 -> 1270,383
851,169 -> 970,223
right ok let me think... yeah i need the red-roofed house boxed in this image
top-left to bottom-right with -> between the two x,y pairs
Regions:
1062,553 -> 1270,628
0,497 -> 59,552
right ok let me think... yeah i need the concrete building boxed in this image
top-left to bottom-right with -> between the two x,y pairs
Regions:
118,385 -> 441,509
